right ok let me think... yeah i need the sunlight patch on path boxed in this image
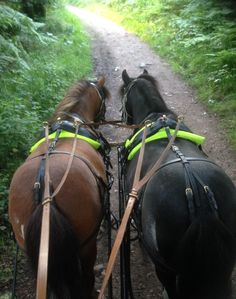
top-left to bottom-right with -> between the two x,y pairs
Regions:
67,5 -> 126,34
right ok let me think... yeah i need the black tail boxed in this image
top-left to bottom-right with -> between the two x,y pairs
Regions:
176,214 -> 236,299
25,203 -> 86,298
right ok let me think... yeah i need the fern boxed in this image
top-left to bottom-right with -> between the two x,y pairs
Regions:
0,35 -> 30,71
0,5 -> 57,72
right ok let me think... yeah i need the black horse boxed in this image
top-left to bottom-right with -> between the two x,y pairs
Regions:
119,69 -> 236,299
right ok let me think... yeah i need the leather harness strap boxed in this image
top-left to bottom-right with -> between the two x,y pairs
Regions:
45,151 -> 108,250
51,124 -> 80,199
31,150 -> 108,198
171,145 -> 219,220
98,116 -> 183,299
36,123 -> 51,299
163,123 -> 219,220
36,122 -> 80,299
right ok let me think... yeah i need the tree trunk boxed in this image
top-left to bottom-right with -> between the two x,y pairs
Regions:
21,0 -> 46,20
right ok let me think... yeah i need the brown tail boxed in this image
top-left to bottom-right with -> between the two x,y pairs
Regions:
25,202 -> 86,298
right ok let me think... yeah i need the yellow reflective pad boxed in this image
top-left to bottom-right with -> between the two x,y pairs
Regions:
126,128 -> 205,160
30,130 -> 101,153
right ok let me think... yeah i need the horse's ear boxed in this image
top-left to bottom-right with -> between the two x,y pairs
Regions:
143,69 -> 148,74
97,76 -> 105,87
122,69 -> 131,85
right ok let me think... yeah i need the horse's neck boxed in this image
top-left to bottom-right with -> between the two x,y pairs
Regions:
131,106 -> 151,124
50,103 -> 98,125
135,89 -> 170,122
73,100 -> 98,122
132,104 -> 171,124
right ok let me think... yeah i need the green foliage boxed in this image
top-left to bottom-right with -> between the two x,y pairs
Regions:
69,0 -> 109,7
0,5 -> 55,72
0,5 -> 91,183
0,5 -> 92,286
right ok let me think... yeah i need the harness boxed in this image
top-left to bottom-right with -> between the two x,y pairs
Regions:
30,120 -> 113,247
120,79 -> 138,123
123,117 -> 205,160
30,120 -> 109,153
117,115 -> 220,282
121,115 -> 219,225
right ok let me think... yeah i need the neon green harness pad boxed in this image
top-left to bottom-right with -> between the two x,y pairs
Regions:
125,127 -> 205,160
30,129 -> 101,153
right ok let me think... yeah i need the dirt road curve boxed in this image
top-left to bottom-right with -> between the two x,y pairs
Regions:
66,5 -> 236,299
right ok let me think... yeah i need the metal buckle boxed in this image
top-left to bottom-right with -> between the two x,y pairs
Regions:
185,187 -> 193,196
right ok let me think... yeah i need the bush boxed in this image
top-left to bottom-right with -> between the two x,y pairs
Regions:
0,5 -> 92,236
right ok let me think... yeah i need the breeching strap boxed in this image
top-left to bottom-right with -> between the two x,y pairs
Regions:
36,123 -> 51,299
36,122 -> 80,299
98,116 -> 183,299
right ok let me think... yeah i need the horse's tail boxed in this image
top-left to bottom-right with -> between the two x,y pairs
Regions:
176,214 -> 236,299
25,202 -> 85,298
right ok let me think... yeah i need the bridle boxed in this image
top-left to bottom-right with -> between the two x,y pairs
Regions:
121,77 -> 167,126
89,81 -> 107,122
121,79 -> 138,123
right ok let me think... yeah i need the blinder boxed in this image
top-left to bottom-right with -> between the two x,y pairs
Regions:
89,81 -> 107,122
121,79 -> 138,124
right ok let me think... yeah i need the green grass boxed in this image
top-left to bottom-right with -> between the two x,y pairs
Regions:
0,5 -> 92,188
0,4 -> 92,291
80,0 -> 236,149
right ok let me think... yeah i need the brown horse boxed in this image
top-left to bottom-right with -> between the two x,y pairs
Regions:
8,78 -> 110,299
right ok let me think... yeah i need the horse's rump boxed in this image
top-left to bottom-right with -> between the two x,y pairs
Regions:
139,160 -> 236,298
9,140 -> 105,248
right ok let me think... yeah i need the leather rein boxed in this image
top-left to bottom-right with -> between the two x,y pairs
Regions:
98,116 -> 183,299
36,81 -> 109,299
35,117 -> 139,298
36,121 -> 80,299
35,105 -> 184,299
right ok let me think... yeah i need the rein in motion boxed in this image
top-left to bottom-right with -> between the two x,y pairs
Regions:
119,69 -> 236,299
8,78 -> 112,299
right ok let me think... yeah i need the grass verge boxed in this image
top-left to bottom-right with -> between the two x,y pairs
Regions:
0,5 -> 92,293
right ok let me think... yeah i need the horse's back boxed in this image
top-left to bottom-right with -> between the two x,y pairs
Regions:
28,138 -> 107,182
135,141 -> 236,298
9,139 -> 106,249
127,139 -> 236,263
141,159 -> 236,256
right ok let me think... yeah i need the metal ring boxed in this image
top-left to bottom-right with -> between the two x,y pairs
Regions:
42,197 -> 53,205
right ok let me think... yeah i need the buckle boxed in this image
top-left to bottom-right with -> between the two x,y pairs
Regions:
185,187 -> 193,196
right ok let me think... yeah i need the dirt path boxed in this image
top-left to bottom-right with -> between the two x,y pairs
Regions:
66,5 -> 236,299
68,6 -> 236,182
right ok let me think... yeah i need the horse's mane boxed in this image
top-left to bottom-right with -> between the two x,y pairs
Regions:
49,80 -> 109,125
137,73 -> 159,89
120,71 -> 177,121
138,74 -> 178,120
119,72 -> 160,97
